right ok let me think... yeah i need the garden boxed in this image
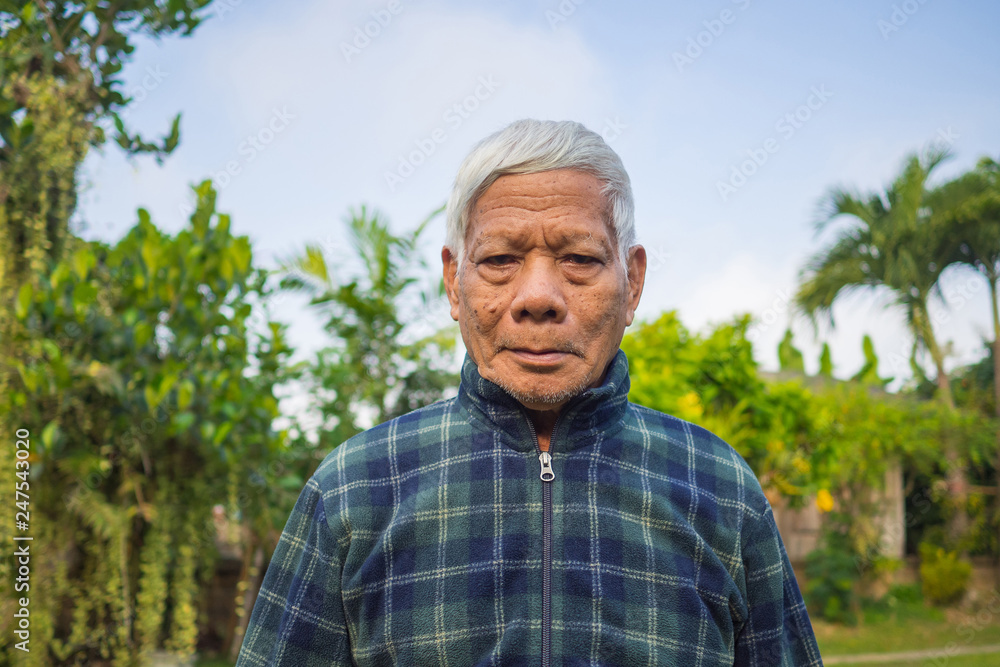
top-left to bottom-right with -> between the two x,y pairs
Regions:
2,2 -> 999,666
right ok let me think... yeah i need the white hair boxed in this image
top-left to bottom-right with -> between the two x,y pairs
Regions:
445,119 -> 635,270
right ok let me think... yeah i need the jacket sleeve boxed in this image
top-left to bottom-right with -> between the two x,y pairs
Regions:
734,506 -> 824,667
235,477 -> 352,666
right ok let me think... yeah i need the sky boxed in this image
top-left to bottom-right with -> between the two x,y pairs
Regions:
75,0 -> 1000,433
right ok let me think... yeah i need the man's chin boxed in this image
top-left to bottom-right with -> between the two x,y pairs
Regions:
492,375 -> 590,411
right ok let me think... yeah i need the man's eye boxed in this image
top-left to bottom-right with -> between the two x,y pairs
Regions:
483,255 -> 515,266
567,255 -> 598,265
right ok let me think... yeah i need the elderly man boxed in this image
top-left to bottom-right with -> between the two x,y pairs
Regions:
236,119 -> 823,666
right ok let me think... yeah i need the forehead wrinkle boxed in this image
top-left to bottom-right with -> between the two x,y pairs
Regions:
469,219 -> 613,255
475,190 -> 597,215
466,170 -> 615,257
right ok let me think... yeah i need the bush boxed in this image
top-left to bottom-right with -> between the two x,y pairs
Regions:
919,542 -> 972,606
804,529 -> 861,624
888,582 -> 923,605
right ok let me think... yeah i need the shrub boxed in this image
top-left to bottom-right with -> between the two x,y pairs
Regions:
804,529 -> 861,624
919,542 -> 972,606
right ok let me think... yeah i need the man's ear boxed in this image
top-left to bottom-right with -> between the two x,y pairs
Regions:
624,245 -> 647,326
442,246 -> 461,321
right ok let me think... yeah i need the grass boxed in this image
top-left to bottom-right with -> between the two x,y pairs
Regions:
813,584 -> 1000,663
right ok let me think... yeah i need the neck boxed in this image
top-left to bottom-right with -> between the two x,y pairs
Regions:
526,407 -> 560,452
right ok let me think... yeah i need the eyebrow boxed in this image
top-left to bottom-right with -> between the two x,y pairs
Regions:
470,230 -> 613,252
468,229 -> 613,248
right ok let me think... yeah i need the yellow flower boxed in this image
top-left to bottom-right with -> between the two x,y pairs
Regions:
816,489 -> 835,513
677,391 -> 703,420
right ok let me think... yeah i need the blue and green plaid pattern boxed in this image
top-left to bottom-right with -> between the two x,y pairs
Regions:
236,349 -> 823,666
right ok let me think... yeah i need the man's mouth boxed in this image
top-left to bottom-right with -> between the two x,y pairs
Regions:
508,348 -> 571,364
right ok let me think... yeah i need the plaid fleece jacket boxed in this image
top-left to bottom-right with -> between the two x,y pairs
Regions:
237,349 -> 823,666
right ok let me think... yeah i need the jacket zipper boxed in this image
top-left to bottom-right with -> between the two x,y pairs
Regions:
525,416 -> 558,667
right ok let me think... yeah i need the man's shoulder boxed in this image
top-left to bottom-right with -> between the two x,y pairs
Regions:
310,395 -> 462,490
624,401 -> 767,507
625,401 -> 742,458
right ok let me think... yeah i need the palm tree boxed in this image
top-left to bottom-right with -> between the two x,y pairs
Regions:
277,204 -> 457,444
795,147 -> 970,540
933,156 -> 1000,573
935,157 -> 1000,402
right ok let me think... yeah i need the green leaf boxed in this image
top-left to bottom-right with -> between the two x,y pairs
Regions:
178,380 -> 195,411
213,421 -> 233,446
141,236 -> 159,275
42,421 -> 62,452
72,246 -> 94,279
163,113 -> 181,153
50,262 -> 70,290
16,283 -> 32,319
15,363 -> 37,393
200,421 -> 216,442
159,373 -> 177,403
72,281 -> 98,308
41,339 -> 60,360
144,384 -> 160,413
173,411 -> 196,432
220,255 -> 233,281
134,321 -> 152,348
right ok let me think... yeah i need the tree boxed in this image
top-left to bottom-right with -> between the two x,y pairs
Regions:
621,311 -> 817,500
778,328 -> 805,373
0,0 -> 213,289
851,334 -> 891,387
277,205 -> 459,448
794,147 -> 970,540
1,181 -> 300,665
620,309 -> 994,622
934,155 -> 1000,576
0,7 -> 235,661
819,342 -> 834,378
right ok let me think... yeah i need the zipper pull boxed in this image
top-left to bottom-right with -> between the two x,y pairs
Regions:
538,451 -> 555,482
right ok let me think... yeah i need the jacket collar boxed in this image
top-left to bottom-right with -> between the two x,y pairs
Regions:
457,348 -> 631,454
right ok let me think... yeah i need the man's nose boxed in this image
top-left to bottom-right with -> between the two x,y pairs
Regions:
509,256 -> 567,322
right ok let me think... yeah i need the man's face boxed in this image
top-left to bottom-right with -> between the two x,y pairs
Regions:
442,168 -> 646,412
